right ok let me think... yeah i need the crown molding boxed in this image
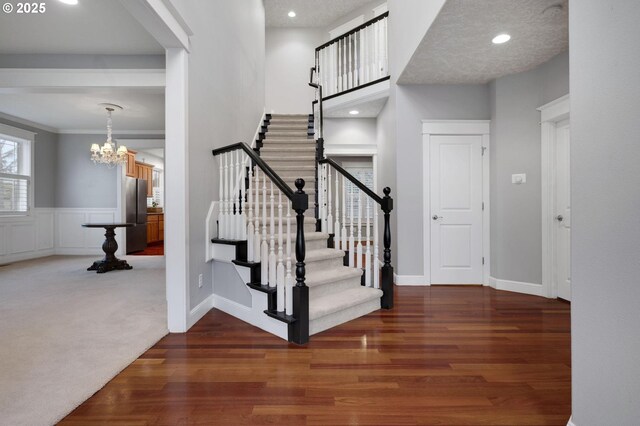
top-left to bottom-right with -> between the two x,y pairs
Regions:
0,111 -> 58,133
57,129 -> 165,135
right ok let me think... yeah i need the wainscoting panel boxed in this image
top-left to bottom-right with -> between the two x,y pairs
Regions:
0,208 -> 55,265
55,209 -> 119,255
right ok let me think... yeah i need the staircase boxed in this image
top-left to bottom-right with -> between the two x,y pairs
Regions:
261,114 -> 383,335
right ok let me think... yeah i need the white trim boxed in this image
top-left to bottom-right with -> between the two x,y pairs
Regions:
567,416 -> 575,426
188,293 -> 215,329
394,274 -> 428,286
0,112 -> 55,133
324,79 -> 390,117
324,143 -> 377,156
0,68 -> 165,91
58,129 -> 165,135
489,276 -> 545,297
422,120 -> 490,135
422,120 -> 491,286
539,95 -> 570,299
252,109 -> 266,149
164,48 -> 189,333
119,0 -> 193,51
372,3 -> 388,17
212,292 -> 288,341
0,122 -> 37,140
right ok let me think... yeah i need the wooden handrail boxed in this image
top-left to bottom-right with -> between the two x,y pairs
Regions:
316,11 -> 389,52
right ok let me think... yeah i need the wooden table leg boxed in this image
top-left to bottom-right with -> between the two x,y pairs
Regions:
88,226 -> 133,273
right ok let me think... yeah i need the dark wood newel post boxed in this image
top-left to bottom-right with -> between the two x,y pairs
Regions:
381,187 -> 394,309
315,137 -> 324,232
291,178 -> 310,344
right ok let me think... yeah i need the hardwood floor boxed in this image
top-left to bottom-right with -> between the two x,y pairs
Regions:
61,286 -> 571,425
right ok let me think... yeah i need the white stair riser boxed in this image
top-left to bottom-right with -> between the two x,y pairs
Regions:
309,275 -> 362,298
305,255 -> 346,275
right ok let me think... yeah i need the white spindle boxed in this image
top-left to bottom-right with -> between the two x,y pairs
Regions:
365,197 -> 372,287
254,167 -> 261,262
268,182 -> 276,288
247,162 -> 254,261
357,190 -> 363,270
285,201 -> 293,316
218,155 -> 224,238
334,167 -> 340,248
373,20 -> 380,80
261,172 -> 268,285
374,197 -> 380,289
347,34 -> 353,89
327,166 -> 333,234
223,152 -> 230,239
342,175 -> 347,251
349,183 -> 355,268
277,191 -> 285,311
238,151 -> 246,240
359,29 -> 365,86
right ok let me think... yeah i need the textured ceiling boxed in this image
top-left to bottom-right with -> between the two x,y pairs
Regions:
265,0 -> 373,27
0,0 -> 163,54
0,89 -> 165,132
398,0 -> 568,84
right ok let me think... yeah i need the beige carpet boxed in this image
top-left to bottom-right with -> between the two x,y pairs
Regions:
0,255 -> 168,426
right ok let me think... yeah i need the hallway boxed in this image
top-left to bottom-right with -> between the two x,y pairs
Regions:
62,286 -> 571,425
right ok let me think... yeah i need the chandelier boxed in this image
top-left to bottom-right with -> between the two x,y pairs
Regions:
90,104 -> 128,168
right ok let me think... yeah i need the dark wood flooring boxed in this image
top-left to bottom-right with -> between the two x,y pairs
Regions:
61,286 -> 571,425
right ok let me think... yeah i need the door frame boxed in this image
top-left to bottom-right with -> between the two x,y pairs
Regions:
538,94 -> 570,299
421,120 -> 490,285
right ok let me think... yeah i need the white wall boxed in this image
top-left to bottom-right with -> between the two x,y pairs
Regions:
490,52 -> 569,285
570,1 -> 640,424
265,28 -> 324,114
324,118 -> 376,146
169,0 -> 265,311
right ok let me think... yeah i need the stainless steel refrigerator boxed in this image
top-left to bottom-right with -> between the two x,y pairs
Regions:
126,178 -> 148,254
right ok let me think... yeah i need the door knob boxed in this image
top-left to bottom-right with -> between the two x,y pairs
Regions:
432,215 -> 442,220
556,215 -> 564,222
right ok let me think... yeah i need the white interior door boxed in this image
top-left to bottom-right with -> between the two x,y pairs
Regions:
430,135 -> 483,284
555,120 -> 571,300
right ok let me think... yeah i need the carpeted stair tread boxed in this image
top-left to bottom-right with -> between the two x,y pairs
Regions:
305,248 -> 345,263
305,266 -> 362,287
261,146 -> 315,153
309,286 -> 383,321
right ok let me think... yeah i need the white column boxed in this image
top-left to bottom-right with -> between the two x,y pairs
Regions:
285,201 -> 293,316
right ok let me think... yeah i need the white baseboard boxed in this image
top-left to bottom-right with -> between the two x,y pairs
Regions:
188,293 -> 215,329
394,273 -> 429,286
567,416 -> 575,426
489,276 -> 545,297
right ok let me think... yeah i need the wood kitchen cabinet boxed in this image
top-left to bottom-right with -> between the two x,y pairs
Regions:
135,161 -> 154,197
125,149 -> 137,177
146,213 -> 164,243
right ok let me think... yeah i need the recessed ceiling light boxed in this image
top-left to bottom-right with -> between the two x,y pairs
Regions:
492,34 -> 511,44
288,10 -> 296,18
58,0 -> 79,5
349,110 -> 360,115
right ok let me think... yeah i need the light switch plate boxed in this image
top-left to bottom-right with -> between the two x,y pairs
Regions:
512,173 -> 526,184
198,274 -> 203,288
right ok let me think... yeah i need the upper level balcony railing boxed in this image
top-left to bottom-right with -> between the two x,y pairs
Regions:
315,12 -> 389,100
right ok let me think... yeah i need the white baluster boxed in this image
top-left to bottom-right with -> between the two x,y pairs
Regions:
334,167 -> 340,248
247,162 -> 254,261
373,20 -> 380,80
382,17 -> 388,77
341,175 -> 347,251
276,190 -> 284,311
359,29 -> 364,86
322,164 -> 328,233
260,172 -> 268,285
218,155 -> 224,238
374,198 -> 380,289
285,201 -> 293,316
349,183 -> 355,268
254,167 -> 261,263
365,197 -> 372,287
327,166 -> 333,235
343,38 -> 347,90
268,181 -> 276,288
347,34 -> 353,90
230,151 -> 237,239
357,190 -> 363,270
238,152 -> 246,240
223,152 -> 230,239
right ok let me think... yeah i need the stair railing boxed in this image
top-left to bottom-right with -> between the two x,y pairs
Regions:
318,158 -> 394,309
212,142 -> 310,344
316,12 -> 389,99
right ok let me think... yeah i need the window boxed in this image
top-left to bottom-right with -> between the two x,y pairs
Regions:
0,126 -> 33,215
343,162 -> 374,220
